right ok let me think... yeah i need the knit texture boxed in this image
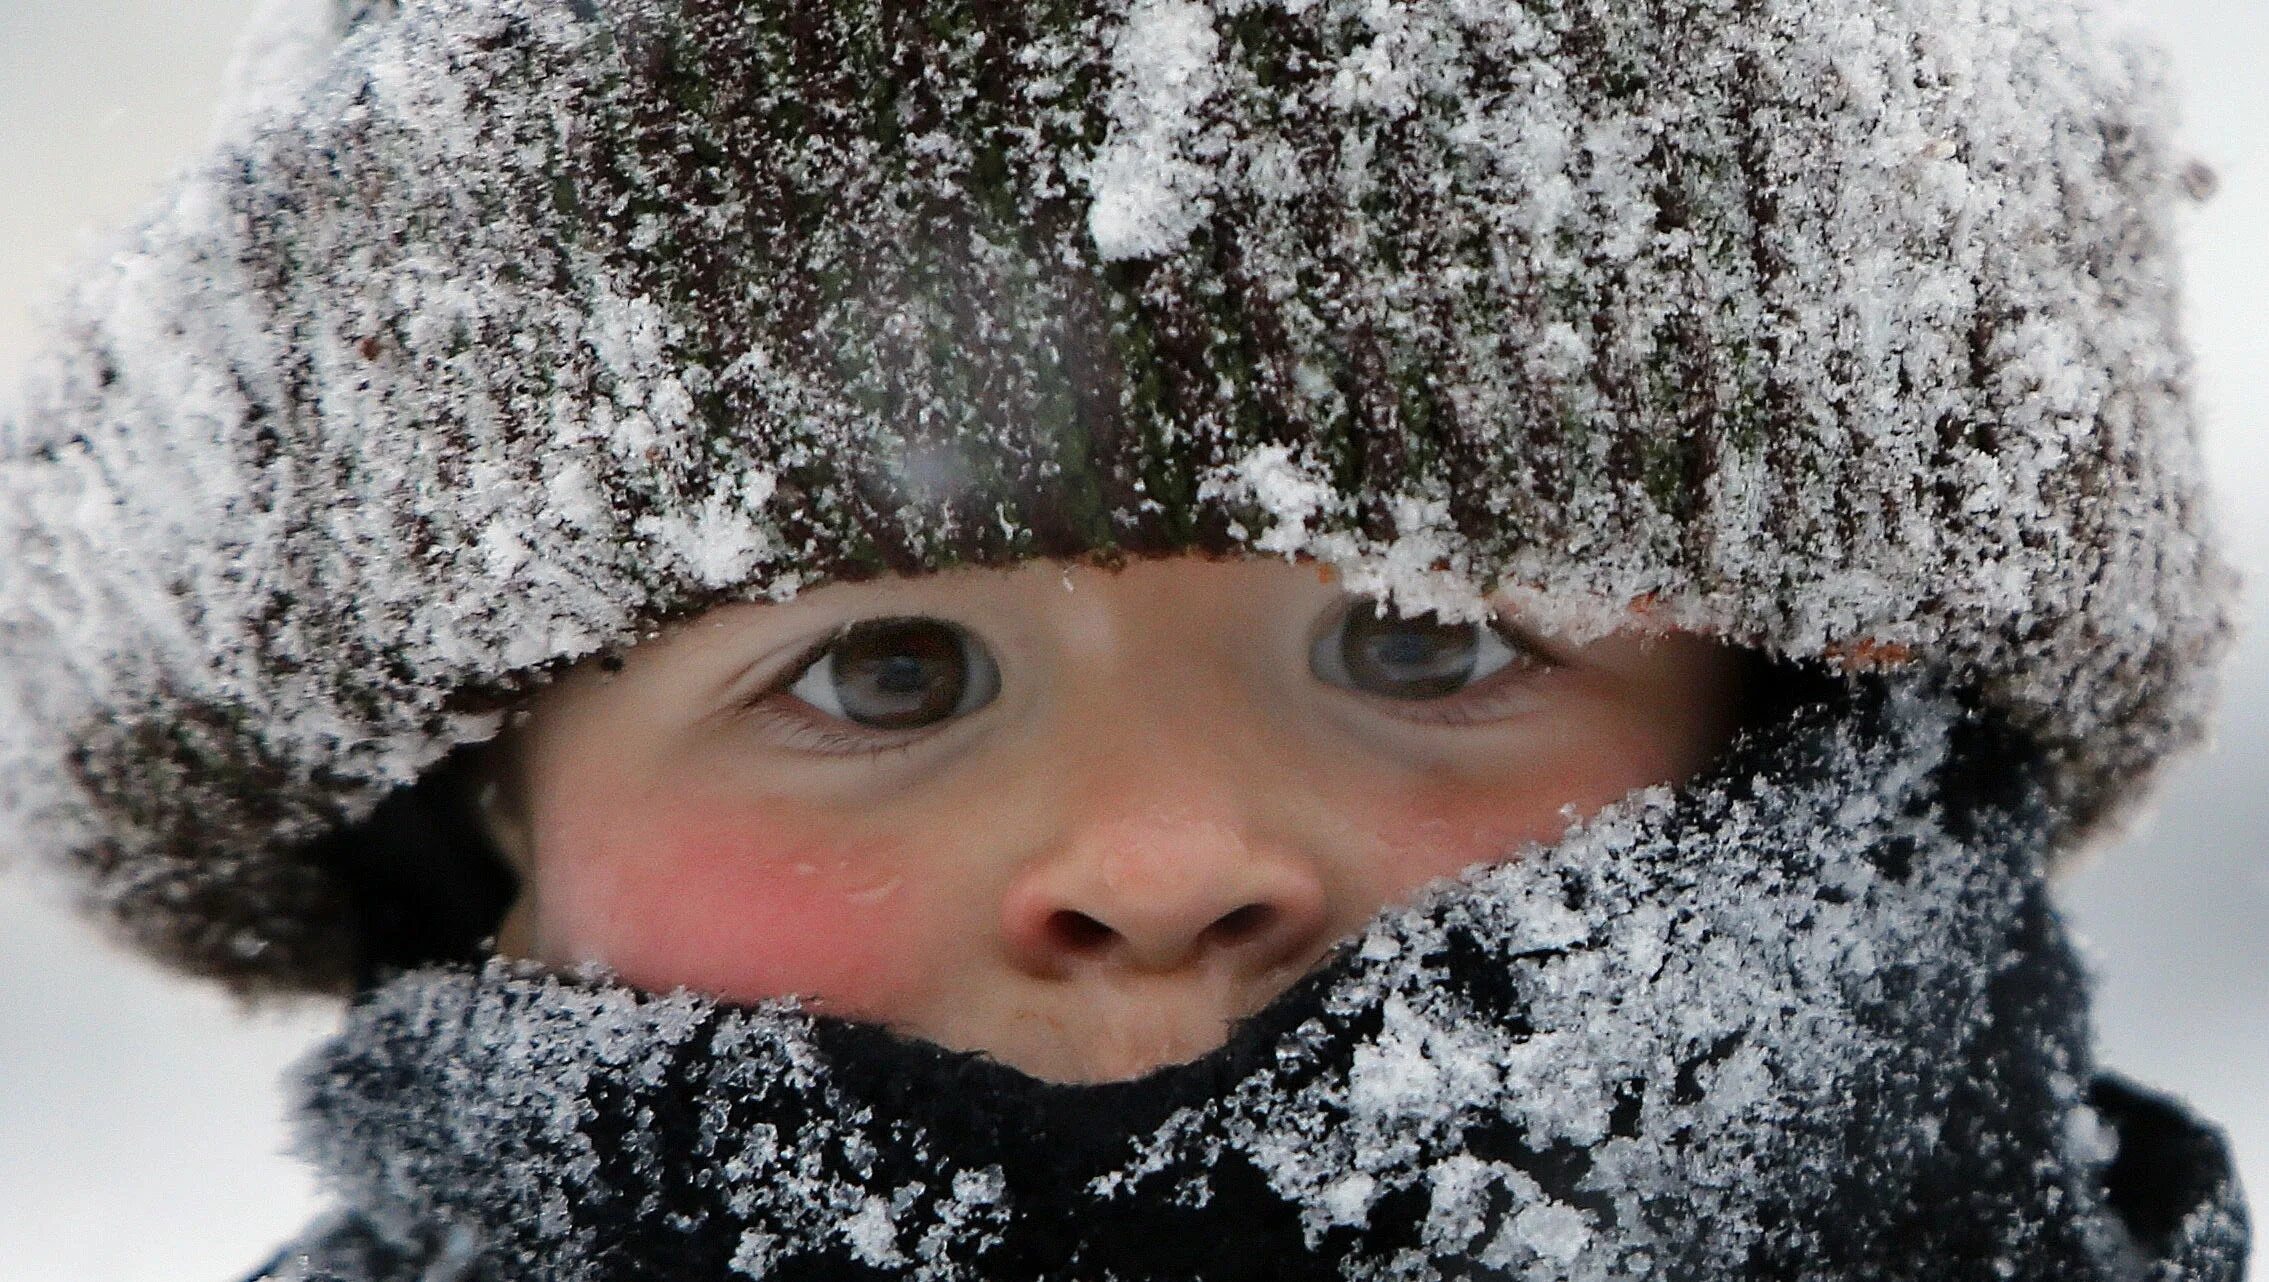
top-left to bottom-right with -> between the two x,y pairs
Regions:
0,0 -> 2233,991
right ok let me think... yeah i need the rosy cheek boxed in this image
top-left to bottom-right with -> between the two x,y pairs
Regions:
533,796 -> 936,1017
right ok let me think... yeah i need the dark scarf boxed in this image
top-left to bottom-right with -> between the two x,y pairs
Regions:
258,685 -> 2249,1282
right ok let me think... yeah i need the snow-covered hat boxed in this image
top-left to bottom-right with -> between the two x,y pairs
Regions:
0,0 -> 2230,993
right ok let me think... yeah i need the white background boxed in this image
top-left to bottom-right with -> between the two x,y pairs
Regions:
0,3 -> 2261,1279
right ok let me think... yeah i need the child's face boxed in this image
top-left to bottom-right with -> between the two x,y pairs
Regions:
479,555 -> 1745,1083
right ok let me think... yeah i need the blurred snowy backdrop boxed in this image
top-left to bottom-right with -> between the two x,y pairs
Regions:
0,1 -> 2260,1279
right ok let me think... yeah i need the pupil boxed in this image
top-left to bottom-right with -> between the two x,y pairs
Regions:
1341,601 -> 1478,699
1378,633 -> 1434,666
876,656 -> 927,695
833,620 -> 966,728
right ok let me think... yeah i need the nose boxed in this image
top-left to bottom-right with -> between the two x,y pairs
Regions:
999,796 -> 1334,979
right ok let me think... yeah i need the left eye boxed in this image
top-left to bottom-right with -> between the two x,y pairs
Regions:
785,617 -> 1000,730
1311,598 -> 1538,700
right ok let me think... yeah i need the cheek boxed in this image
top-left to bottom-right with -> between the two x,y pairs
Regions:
1357,732 -> 1694,901
1359,787 -> 1565,900
531,792 -> 942,1017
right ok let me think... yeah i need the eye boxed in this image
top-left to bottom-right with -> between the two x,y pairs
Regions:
785,617 -> 1001,731
1310,597 -> 1545,701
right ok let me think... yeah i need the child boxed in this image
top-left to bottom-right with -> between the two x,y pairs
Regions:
0,0 -> 2247,1278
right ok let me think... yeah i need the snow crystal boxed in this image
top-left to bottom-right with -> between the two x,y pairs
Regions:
1085,0 -> 1223,261
727,1229 -> 781,1277
1318,1172 -> 1377,1227
635,471 -> 781,592
1507,1199 -> 1591,1267
842,1196 -> 906,1268
1199,444 -> 1494,625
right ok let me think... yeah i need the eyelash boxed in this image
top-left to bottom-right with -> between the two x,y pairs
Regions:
739,698 -> 931,759
1391,660 -> 1548,723
1356,624 -> 1559,727
738,609 -> 1561,756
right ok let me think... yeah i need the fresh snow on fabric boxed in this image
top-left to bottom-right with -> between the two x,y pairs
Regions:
0,0 -> 2231,993
1085,0 -> 1226,261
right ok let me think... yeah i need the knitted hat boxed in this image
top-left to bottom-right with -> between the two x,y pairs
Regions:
0,0 -> 2230,994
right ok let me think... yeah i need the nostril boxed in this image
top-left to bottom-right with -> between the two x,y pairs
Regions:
1205,903 -> 1276,946
1047,910 -> 1117,954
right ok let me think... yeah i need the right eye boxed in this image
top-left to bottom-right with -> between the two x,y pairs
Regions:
1311,597 -> 1546,702
784,617 -> 1001,731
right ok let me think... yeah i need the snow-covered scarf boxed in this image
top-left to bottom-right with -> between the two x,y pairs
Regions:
256,685 -> 2247,1281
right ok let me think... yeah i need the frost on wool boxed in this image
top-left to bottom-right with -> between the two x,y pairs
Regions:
1085,0 -> 1227,261
0,0 -> 2228,992
214,0 -> 394,143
